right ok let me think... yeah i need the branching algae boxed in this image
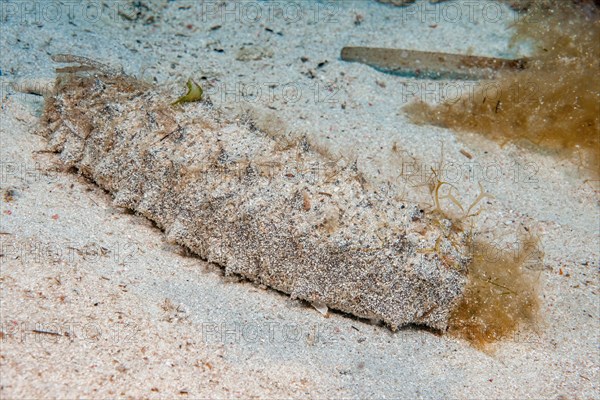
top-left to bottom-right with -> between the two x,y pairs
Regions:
418,159 -> 543,350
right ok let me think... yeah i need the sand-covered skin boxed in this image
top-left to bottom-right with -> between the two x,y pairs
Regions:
40,70 -> 469,330
1,0 -> 598,398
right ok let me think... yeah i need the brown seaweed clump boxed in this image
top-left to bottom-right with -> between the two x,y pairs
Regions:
404,1 -> 600,178
448,234 -> 543,350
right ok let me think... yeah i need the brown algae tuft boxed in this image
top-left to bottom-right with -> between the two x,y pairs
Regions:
404,2 -> 600,177
448,234 -> 543,350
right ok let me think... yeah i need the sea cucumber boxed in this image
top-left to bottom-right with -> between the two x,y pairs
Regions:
39,64 -> 470,330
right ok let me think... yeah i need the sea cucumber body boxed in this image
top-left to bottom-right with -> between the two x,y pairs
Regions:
41,73 -> 468,330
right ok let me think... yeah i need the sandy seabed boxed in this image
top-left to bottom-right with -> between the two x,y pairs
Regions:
0,1 -> 598,398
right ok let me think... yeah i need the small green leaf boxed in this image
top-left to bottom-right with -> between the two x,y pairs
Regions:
172,79 -> 203,106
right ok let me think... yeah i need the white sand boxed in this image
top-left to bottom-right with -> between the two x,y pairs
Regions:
1,0 -> 598,398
